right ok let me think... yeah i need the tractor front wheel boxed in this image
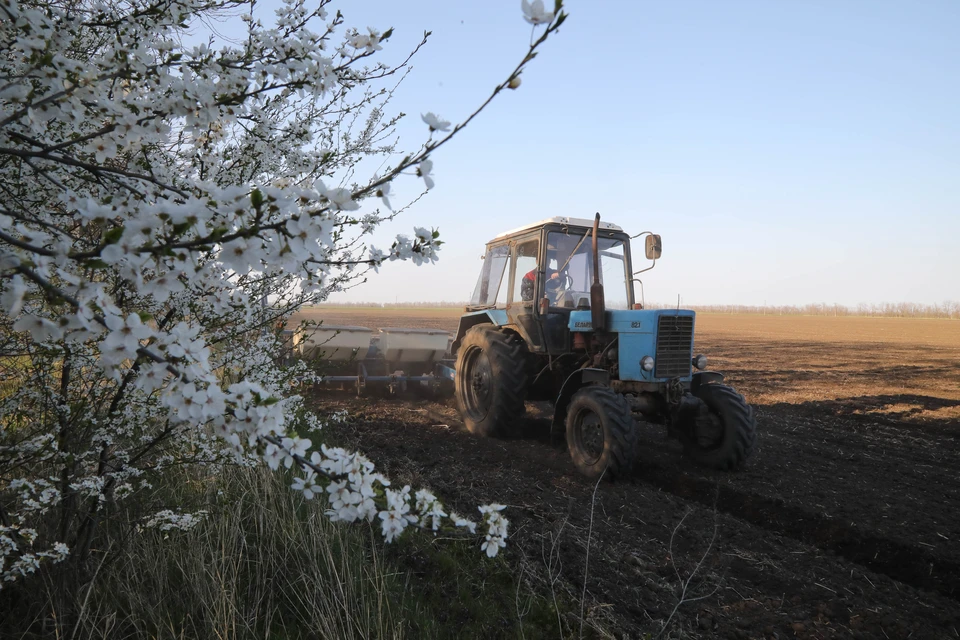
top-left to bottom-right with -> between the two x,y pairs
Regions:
683,383 -> 757,470
565,386 -> 638,479
455,327 -> 529,437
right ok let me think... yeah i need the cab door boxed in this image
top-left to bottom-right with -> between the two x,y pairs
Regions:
505,234 -> 544,351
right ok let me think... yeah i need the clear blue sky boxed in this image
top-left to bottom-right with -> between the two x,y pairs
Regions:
257,1 -> 960,306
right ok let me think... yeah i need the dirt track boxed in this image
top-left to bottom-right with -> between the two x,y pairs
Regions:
304,310 -> 960,638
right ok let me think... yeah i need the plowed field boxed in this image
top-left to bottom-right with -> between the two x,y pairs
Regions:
297,308 -> 960,638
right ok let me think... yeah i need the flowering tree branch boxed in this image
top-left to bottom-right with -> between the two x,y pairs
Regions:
0,0 -> 567,591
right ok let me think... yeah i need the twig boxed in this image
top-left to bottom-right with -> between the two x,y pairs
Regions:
815,582 -> 836,594
542,507 -> 570,638
656,498 -> 721,638
579,468 -> 605,639
514,561 -> 531,639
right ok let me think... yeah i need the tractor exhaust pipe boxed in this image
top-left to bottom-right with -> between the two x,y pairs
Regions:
590,213 -> 606,331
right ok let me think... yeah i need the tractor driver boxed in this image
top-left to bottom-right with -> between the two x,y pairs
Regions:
520,246 -> 566,302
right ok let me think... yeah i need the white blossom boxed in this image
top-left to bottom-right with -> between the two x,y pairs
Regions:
349,28 -> 384,53
101,313 -> 153,366
417,158 -> 435,190
379,509 -> 407,542
421,112 -> 451,133
143,510 -> 209,532
479,503 -> 509,557
521,0 -> 555,25
368,247 -> 387,272
376,182 -> 393,210
326,187 -> 360,211
292,472 -> 321,500
12,315 -> 63,342
0,276 -> 27,316
451,513 -> 478,534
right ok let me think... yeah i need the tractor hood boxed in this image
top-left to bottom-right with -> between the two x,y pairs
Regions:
569,309 -> 697,382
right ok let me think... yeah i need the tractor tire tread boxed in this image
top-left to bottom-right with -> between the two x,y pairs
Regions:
686,383 -> 757,470
455,326 -> 529,437
567,386 -> 639,479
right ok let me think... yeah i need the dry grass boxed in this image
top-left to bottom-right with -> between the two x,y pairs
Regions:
10,461 -> 566,640
63,465 -> 404,640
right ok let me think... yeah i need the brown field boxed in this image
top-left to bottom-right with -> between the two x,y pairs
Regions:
295,308 -> 960,418
299,307 -> 960,638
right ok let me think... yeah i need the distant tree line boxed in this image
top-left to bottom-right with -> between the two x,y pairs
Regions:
646,301 -> 960,319
321,300 -> 960,318
318,301 -> 471,308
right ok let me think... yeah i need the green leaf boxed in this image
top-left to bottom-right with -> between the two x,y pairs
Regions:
103,226 -> 124,245
251,188 -> 263,209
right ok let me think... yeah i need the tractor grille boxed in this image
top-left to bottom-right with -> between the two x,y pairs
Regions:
655,315 -> 693,378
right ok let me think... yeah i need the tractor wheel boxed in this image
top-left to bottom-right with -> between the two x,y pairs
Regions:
683,383 -> 757,470
455,326 -> 529,437
565,386 -> 638,479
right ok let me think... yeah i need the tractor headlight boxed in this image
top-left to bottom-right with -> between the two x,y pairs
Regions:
640,356 -> 655,372
693,354 -> 707,370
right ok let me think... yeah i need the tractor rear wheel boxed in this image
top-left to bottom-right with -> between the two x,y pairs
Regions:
565,386 -> 638,479
455,326 -> 529,437
683,383 -> 756,470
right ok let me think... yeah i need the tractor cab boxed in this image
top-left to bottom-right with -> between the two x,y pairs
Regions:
454,215 -> 756,479
465,216 -> 639,355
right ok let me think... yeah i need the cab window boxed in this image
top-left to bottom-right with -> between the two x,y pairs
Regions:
512,238 -> 539,303
469,245 -> 509,307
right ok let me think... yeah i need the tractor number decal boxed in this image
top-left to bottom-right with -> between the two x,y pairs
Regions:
631,321 -> 642,328
574,321 -> 592,328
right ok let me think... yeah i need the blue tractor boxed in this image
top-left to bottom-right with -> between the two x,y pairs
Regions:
452,215 -> 757,478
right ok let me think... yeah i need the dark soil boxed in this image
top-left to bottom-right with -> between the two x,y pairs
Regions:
300,313 -> 960,638
314,392 -> 960,639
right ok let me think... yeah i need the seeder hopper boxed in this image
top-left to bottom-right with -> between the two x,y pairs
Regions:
294,324 -> 456,395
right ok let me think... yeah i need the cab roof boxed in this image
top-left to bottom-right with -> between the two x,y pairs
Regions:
490,216 -> 624,241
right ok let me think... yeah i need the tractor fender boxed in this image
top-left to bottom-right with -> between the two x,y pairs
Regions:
552,368 -> 611,428
452,310 -> 509,354
690,371 -> 725,394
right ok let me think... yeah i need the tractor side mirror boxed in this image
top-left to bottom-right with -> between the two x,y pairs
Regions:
645,234 -> 662,260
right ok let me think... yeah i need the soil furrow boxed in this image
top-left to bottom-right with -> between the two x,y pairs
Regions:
630,458 -> 960,602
